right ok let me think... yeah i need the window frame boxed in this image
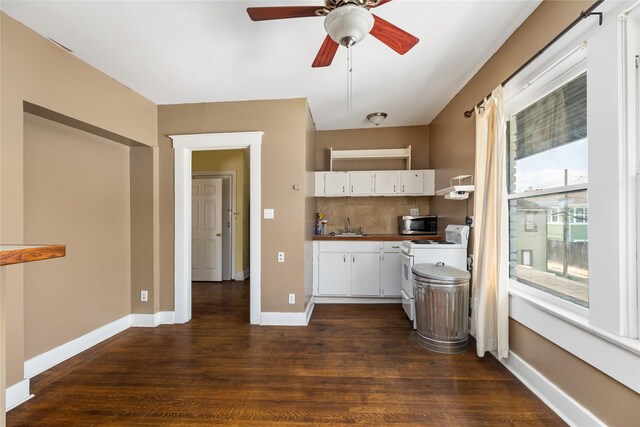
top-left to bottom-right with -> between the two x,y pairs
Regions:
501,0 -> 640,394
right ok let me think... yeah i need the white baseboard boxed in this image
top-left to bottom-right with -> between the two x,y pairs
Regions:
234,269 -> 250,281
261,301 -> 315,326
6,379 -> 31,411
24,311 -> 175,380
24,314 -> 131,379
305,300 -> 315,325
495,350 -> 605,427
313,296 -> 401,304
131,311 -> 175,327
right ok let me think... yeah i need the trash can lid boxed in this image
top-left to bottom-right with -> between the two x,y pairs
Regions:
412,262 -> 470,283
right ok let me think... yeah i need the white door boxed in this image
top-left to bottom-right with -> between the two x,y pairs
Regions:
324,172 -> 349,195
192,178 -> 223,281
350,252 -> 381,296
318,252 -> 350,295
400,171 -> 424,194
374,172 -> 398,195
349,172 -> 372,195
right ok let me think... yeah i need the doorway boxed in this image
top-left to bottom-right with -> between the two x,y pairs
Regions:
172,132 -> 262,325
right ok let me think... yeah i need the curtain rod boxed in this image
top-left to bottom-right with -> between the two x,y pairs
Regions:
463,0 -> 604,119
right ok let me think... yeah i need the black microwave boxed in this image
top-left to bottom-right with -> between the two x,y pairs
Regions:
398,215 -> 437,235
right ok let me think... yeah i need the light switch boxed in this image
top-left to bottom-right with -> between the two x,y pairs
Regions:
263,208 -> 275,219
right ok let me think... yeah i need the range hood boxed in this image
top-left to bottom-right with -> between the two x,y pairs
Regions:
435,175 -> 475,200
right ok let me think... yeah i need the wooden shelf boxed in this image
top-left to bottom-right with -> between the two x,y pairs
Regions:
0,244 -> 66,266
330,146 -> 411,171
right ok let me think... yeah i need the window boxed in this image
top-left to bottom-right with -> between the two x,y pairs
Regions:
507,72 -> 589,307
524,212 -> 538,231
503,2 -> 640,395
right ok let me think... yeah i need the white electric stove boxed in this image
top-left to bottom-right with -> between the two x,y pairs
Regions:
400,225 -> 470,328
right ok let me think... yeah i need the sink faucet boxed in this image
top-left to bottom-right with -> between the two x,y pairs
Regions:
346,217 -> 351,233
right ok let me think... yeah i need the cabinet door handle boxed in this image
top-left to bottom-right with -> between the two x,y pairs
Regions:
342,186 -> 346,193
343,255 -> 346,262
393,185 -> 396,192
392,246 -> 400,249
352,254 -> 355,262
402,185 -> 405,192
351,185 -> 354,192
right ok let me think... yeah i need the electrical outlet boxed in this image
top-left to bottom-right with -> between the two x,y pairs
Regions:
277,252 -> 285,263
288,293 -> 295,304
140,290 -> 148,302
263,208 -> 274,219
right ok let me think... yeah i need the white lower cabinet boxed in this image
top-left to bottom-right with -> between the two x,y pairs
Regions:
350,252 -> 381,296
314,241 -> 400,298
318,252 -> 350,295
382,242 -> 403,296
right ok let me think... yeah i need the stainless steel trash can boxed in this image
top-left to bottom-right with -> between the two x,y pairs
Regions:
412,262 -> 471,354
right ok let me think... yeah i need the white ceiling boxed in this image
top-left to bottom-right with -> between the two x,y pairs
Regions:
1,0 -> 541,130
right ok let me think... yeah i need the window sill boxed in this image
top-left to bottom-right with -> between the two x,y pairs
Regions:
508,284 -> 640,393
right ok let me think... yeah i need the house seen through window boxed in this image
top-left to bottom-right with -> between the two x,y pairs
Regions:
507,72 -> 588,307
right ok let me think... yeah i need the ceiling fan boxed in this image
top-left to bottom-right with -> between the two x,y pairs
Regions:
247,0 -> 419,68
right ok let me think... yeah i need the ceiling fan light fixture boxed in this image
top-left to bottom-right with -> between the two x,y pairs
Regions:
367,112 -> 387,126
324,5 -> 374,47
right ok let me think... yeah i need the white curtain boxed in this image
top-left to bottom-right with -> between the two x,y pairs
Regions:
472,86 -> 510,359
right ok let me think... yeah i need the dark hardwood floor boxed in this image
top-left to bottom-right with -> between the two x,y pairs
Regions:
8,282 -> 564,426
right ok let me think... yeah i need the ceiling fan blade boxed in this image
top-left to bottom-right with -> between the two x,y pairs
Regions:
312,35 -> 339,68
370,14 -> 419,55
247,6 -> 321,21
371,0 -> 393,8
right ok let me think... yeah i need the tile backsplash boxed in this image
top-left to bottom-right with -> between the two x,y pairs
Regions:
316,197 -> 430,234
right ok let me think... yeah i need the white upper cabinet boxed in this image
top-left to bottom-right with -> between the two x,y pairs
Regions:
315,170 -> 434,197
349,172 -> 373,195
373,171 -> 399,195
323,172 -> 349,196
400,171 -> 425,194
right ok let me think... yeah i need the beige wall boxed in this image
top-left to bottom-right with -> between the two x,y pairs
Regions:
24,113 -> 132,358
316,125 -> 429,171
192,149 -> 249,275
427,1 -> 635,424
158,99 -> 310,313
0,12 -> 157,392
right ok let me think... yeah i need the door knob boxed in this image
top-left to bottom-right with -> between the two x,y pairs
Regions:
216,233 -> 222,237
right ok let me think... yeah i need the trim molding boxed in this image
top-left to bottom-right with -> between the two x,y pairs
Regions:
313,297 -> 401,304
172,132 -> 263,325
495,350 -> 605,427
131,311 -> 176,327
234,268 -> 250,281
509,290 -> 640,393
6,379 -> 31,411
261,302 -> 315,326
24,315 -> 131,379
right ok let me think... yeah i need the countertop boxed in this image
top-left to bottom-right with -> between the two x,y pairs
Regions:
313,234 -> 443,242
0,244 -> 66,266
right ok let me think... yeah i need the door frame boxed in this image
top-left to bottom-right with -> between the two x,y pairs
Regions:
172,132 -> 262,325
193,171 -> 237,281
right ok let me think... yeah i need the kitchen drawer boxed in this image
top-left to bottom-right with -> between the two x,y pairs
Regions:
318,241 -> 381,253
383,241 -> 403,252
